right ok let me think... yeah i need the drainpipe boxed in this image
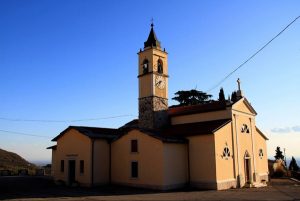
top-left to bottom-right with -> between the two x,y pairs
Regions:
109,140 -> 112,184
91,139 -> 94,186
187,142 -> 190,186
231,121 -> 237,179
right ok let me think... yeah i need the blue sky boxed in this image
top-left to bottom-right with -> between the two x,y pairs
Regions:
0,0 -> 299,163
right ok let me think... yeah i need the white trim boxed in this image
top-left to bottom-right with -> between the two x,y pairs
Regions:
232,109 -> 254,116
234,114 -> 241,178
216,178 -> 236,183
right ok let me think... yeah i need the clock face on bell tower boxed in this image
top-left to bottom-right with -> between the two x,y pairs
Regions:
138,23 -> 169,129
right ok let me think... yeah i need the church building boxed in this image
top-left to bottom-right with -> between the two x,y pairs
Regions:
47,24 -> 269,190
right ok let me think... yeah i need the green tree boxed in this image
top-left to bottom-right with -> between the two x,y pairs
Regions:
172,89 -> 212,106
231,91 -> 237,102
274,146 -> 284,160
289,156 -> 299,171
219,88 -> 225,101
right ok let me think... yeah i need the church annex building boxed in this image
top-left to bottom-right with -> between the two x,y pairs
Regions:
47,24 -> 269,190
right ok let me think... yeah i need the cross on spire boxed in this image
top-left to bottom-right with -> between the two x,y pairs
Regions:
237,78 -> 241,91
144,19 -> 161,49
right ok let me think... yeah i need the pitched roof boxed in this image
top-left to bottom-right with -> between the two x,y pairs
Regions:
232,97 -> 257,115
51,126 -> 120,142
144,23 -> 161,49
46,145 -> 57,150
140,128 -> 188,143
256,127 -> 269,140
168,101 -> 227,117
163,119 -> 232,137
112,127 -> 187,144
119,119 -> 139,129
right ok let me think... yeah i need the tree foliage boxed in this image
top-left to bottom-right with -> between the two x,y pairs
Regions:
231,91 -> 237,102
289,156 -> 299,171
172,89 -> 212,106
219,88 -> 225,101
274,146 -> 284,160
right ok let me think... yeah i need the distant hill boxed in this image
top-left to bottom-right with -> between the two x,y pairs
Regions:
0,148 -> 37,175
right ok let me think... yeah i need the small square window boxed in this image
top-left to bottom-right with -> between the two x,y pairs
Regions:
131,161 -> 138,178
60,160 -> 64,172
131,140 -> 138,153
80,160 -> 84,174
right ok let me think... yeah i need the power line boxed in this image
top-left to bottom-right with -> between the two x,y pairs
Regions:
0,114 -> 137,123
0,129 -> 51,138
206,15 -> 300,93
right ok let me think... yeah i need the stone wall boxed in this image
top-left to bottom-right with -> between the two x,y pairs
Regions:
139,96 -> 168,129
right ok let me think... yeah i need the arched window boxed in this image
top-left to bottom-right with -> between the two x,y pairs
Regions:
157,59 -> 163,74
259,149 -> 263,159
222,146 -> 231,160
241,124 -> 250,133
142,59 -> 149,74
244,150 -> 250,158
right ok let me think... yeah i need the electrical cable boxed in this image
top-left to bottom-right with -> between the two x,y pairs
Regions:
0,129 -> 51,138
206,15 -> 300,93
0,114 -> 137,123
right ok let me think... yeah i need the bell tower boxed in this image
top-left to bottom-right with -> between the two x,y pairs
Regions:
138,23 -> 168,129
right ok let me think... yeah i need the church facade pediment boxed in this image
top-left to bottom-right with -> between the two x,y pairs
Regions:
231,98 -> 257,116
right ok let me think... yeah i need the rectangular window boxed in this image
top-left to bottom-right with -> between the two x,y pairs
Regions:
60,160 -> 64,172
131,161 -> 138,178
131,139 -> 138,153
80,160 -> 84,174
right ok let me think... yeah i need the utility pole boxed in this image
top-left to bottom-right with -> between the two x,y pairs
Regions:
283,148 -> 287,167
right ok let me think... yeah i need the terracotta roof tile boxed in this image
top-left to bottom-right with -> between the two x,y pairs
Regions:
163,119 -> 232,137
168,101 -> 227,117
52,126 -> 120,141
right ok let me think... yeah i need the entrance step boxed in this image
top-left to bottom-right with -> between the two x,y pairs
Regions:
252,182 -> 267,188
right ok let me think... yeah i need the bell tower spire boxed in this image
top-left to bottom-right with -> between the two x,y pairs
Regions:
144,22 -> 161,49
138,23 -> 169,129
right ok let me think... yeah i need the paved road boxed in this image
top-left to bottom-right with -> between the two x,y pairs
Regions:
0,177 -> 299,201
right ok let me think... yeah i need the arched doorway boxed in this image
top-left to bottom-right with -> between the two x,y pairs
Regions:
244,151 -> 251,184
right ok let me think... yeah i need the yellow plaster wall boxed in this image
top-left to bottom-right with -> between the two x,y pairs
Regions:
54,129 -> 92,185
188,135 -> 216,183
139,74 -> 153,98
171,110 -> 231,125
233,112 -> 255,185
235,115 -> 254,178
163,143 -> 188,187
214,122 -> 235,181
255,129 -> 268,175
232,99 -> 254,116
231,98 -> 268,185
111,130 -> 164,188
154,75 -> 168,98
138,48 -> 168,75
138,48 -> 168,99
93,139 -> 110,185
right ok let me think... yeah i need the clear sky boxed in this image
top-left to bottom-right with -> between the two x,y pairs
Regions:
0,0 -> 299,163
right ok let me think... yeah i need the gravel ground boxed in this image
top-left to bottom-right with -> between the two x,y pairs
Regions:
0,176 -> 299,201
